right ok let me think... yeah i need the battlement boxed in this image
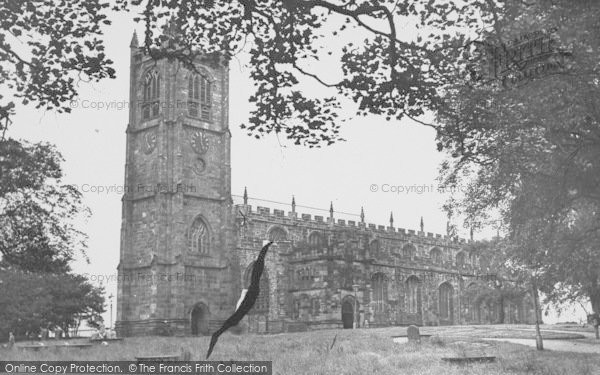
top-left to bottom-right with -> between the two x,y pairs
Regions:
235,203 -> 472,245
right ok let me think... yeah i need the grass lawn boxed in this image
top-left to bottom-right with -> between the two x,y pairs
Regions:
2,327 -> 600,375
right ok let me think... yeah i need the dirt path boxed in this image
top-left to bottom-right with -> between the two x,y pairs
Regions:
483,337 -> 600,353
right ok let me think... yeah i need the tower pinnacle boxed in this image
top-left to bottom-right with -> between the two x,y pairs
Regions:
130,30 -> 139,48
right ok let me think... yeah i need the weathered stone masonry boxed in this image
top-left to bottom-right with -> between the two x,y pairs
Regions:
116,32 -> 535,337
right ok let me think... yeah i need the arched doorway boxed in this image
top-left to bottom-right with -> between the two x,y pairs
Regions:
191,303 -> 210,335
341,297 -> 356,329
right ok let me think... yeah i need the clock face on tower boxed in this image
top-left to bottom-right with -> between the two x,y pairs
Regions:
190,130 -> 209,154
141,130 -> 157,154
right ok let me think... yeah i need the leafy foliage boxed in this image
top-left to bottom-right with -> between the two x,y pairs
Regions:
0,269 -> 104,340
0,138 -> 102,340
436,1 -> 600,314
0,0 -> 116,134
115,0 -> 502,146
0,139 -> 89,273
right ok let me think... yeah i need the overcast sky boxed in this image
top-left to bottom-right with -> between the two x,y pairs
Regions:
5,10 -> 585,326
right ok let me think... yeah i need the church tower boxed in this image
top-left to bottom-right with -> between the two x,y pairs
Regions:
116,30 -> 236,336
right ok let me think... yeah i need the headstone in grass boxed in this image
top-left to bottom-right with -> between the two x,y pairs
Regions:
8,332 -> 15,349
407,325 -> 420,343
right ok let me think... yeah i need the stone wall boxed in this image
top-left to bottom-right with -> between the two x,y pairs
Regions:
234,204 -> 536,332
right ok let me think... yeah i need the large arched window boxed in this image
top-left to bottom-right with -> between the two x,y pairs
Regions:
312,298 -> 321,315
371,273 -> 388,313
188,73 -> 211,121
439,282 -> 454,320
268,227 -> 287,242
406,276 -> 420,314
402,244 -> 416,259
430,247 -> 443,264
308,232 -> 324,248
456,251 -> 466,267
142,70 -> 160,120
469,252 -> 478,266
369,240 -> 380,255
465,282 -> 478,322
244,263 -> 269,314
291,299 -> 300,319
189,217 -> 209,254
299,294 -> 310,320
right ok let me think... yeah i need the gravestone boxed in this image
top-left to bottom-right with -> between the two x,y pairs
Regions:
8,332 -> 15,349
407,325 -> 421,343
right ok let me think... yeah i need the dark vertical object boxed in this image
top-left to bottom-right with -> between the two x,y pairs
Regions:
205,242 -> 273,359
191,303 -> 209,336
532,281 -> 544,350
341,300 -> 354,329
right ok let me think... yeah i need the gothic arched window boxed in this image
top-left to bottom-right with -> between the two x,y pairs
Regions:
292,299 -> 300,319
244,263 -> 269,314
430,247 -> 442,264
312,298 -> 321,315
439,282 -> 454,320
268,227 -> 287,242
406,276 -> 420,314
369,240 -> 380,255
371,273 -> 388,313
308,232 -> 324,248
142,70 -> 160,120
469,252 -> 478,266
456,251 -> 466,267
189,217 -> 209,254
402,243 -> 416,259
188,73 -> 211,121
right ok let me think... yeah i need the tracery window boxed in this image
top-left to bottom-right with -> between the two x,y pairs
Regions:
142,70 -> 160,120
430,247 -> 443,264
372,273 -> 388,313
439,282 -> 454,320
188,73 -> 211,121
312,298 -> 320,315
456,251 -> 466,267
189,217 -> 209,254
308,232 -> 324,248
406,276 -> 420,314
268,227 -> 287,242
369,240 -> 380,254
402,244 -> 416,259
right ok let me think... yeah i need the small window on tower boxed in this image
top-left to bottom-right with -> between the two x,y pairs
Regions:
188,73 -> 212,121
142,70 -> 160,120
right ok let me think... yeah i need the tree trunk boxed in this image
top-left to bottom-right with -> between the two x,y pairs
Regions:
497,293 -> 505,324
532,282 -> 543,350
590,291 -> 600,340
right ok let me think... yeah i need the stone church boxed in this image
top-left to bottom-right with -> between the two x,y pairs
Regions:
115,32 -> 536,337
